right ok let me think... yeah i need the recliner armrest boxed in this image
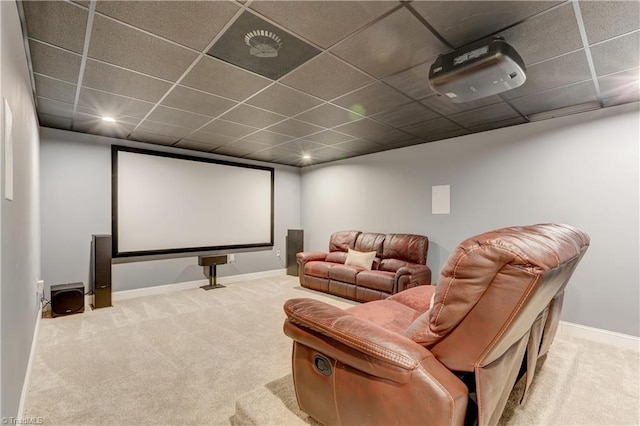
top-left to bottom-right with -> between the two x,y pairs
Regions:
285,298 -> 441,384
395,264 -> 432,292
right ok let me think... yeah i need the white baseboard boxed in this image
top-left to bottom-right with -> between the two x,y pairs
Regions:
18,307 -> 43,419
112,268 -> 287,301
559,321 -> 640,352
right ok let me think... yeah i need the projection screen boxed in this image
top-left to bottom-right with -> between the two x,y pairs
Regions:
112,146 -> 274,258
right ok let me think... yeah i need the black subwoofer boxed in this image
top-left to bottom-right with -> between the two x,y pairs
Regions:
50,282 -> 84,318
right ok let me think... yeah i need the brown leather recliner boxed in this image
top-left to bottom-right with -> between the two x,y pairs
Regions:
283,224 -> 590,426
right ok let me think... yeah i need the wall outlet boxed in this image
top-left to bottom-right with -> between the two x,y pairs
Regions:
276,250 -> 281,257
36,279 -> 44,293
229,254 -> 235,262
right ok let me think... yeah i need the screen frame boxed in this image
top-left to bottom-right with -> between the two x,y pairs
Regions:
111,145 -> 274,259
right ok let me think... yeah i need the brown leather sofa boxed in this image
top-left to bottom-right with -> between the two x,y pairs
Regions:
284,224 -> 589,426
296,231 -> 431,302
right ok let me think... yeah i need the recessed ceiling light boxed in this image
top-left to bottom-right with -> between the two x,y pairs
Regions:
302,154 -> 311,161
102,116 -> 116,123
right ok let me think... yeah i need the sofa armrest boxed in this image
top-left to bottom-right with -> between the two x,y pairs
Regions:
296,251 -> 328,268
395,264 -> 432,292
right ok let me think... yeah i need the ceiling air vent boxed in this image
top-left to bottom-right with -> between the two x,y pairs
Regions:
428,37 -> 526,103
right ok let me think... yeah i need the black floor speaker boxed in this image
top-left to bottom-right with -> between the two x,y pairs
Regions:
92,234 -> 112,309
50,282 -> 84,318
286,229 -> 303,276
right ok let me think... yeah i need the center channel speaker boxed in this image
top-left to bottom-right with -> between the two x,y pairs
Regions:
91,234 -> 112,309
51,282 -> 84,318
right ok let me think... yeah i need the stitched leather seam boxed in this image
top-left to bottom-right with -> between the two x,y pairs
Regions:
434,244 -> 529,327
289,308 -> 418,369
418,363 -> 455,425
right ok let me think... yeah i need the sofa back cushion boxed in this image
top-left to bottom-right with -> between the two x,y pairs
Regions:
355,232 -> 386,258
329,231 -> 360,252
381,234 -> 429,265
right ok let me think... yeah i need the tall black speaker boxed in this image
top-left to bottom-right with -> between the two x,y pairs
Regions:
91,234 -> 112,309
286,229 -> 303,276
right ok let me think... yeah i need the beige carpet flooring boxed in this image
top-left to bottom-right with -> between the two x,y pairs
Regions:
24,275 -> 639,425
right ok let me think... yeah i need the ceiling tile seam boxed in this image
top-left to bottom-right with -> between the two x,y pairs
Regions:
27,37 -> 83,58
15,1 -> 39,110
317,1 -> 408,52
32,72 -> 77,88
526,46 -> 586,67
597,66 -> 640,79
588,28 -> 640,48
70,0 -> 97,128
404,4 -> 455,50
571,0 -> 603,105
127,6 -> 249,140
497,96 -> 531,123
510,78 -> 597,102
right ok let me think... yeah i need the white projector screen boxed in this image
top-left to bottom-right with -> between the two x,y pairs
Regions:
112,146 -> 274,258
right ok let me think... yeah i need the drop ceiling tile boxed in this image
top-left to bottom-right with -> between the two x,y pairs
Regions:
371,102 -> 440,128
161,86 -> 237,117
29,40 -> 82,84
250,1 -> 398,49
411,1 -> 561,48
224,139 -> 271,153
423,128 -> 472,143
503,50 -> 592,99
420,94 -> 502,115
181,56 -> 271,101
333,118 -> 395,139
37,97 -> 75,119
309,146 -> 354,163
136,120 -> 193,139
239,130 -> 293,146
73,116 -> 135,139
333,82 -> 412,117
246,84 -> 323,116
366,128 -> 415,146
580,1 -> 640,44
202,119 -> 258,139
213,145 -> 255,158
38,113 -> 72,130
129,131 -> 178,146
383,138 -> 426,149
598,68 -> 640,102
280,54 -> 374,101
278,139 -> 326,153
207,11 -> 321,80
305,130 -> 355,145
294,104 -> 359,128
89,15 -> 198,81
219,104 -> 286,128
509,81 -> 598,116
174,140 -> 220,152
383,62 -> 435,100
498,3 -> 582,65
78,88 -> 155,118
34,74 -> 76,104
331,7 -> 447,78
449,102 -> 521,128
23,1 -> 87,53
244,150 -> 282,162
591,32 -> 640,77
468,117 -> 528,133
95,1 -> 240,51
266,119 -> 323,138
82,59 -> 172,103
186,130 -> 236,146
401,117 -> 463,138
146,106 -> 212,129
333,138 -> 381,153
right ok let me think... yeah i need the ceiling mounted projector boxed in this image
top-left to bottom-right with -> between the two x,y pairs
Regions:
428,37 -> 526,103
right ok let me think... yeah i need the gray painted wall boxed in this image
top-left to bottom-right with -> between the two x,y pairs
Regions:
1,0 -> 41,417
39,128 -> 301,293
301,103 -> 640,336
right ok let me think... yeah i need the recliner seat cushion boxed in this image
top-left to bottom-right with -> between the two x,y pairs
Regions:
356,270 -> 395,293
329,264 -> 363,284
305,261 -> 334,279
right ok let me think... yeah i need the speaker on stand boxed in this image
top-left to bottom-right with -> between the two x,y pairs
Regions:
91,234 -> 112,309
286,229 -> 303,276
